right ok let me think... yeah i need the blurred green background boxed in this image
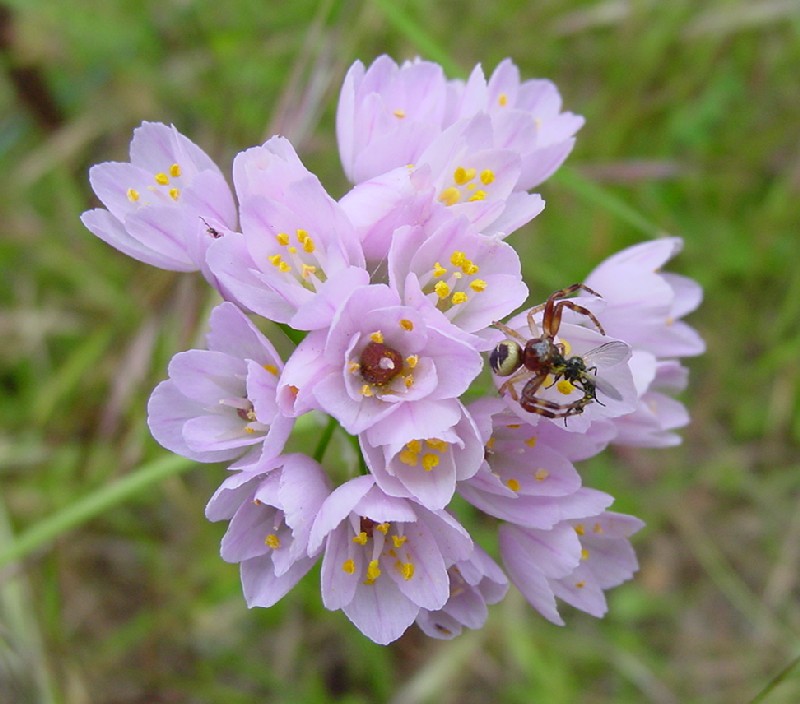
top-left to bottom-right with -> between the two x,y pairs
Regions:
2,0 -> 800,702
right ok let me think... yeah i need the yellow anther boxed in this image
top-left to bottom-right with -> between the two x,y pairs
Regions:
366,559 -> 382,581
361,384 -> 373,397
451,292 -> 468,305
154,172 -> 169,185
399,319 -> 414,331
486,436 -> 496,450
439,187 -> 461,206
463,261 -> 479,275
469,279 -> 487,292
560,340 -> 572,356
376,522 -> 390,534
276,232 -> 290,246
369,331 -> 383,343
265,534 -> 281,549
524,436 -> 537,447
405,354 -> 418,369
348,361 -> 361,374
404,375 -> 414,389
450,251 -> 466,267
398,562 -> 415,580
534,117 -> 542,129
556,379 -> 575,395
506,478 -> 520,492
422,453 -> 439,472
342,559 -> 356,574
581,548 -> 590,561
263,364 -> 279,376
301,264 -> 317,279
593,522 -> 604,534
352,532 -> 368,545
126,188 -> 140,202
434,281 -> 450,299
665,315 -> 675,326
168,188 -> 180,200
507,423 -> 521,429
393,108 -> 406,118
454,166 -> 475,185
498,93 -> 508,107
268,254 -> 283,267
169,163 -> 181,177
406,439 -> 422,453
392,535 -> 407,548
534,468 -> 550,481
432,262 -> 447,278
296,228 -> 308,242
287,246 -> 297,254
574,524 -> 586,536
468,189 -> 487,202
399,449 -> 418,466
426,438 -> 447,451
575,580 -> 586,589
244,427 -> 256,434
480,169 -> 495,185
302,238 -> 315,253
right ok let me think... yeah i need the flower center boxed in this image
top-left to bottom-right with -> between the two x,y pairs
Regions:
426,250 -> 487,312
126,162 -> 183,204
359,341 -> 404,386
438,165 -> 495,206
267,228 -> 324,291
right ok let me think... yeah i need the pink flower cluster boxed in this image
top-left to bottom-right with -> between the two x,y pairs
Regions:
82,57 -> 703,644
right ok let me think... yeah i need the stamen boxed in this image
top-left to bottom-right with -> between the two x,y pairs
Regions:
498,93 -> 508,106
506,478 -> 520,492
432,262 -> 447,277
263,364 -> 279,376
126,188 -> 140,202
434,281 -> 450,299
525,436 -> 537,447
480,169 -> 495,185
393,108 -> 406,118
451,292 -> 468,305
369,331 -> 384,343
405,355 -> 418,368
470,279 -> 487,292
276,232 -> 290,246
352,532 -> 368,545
574,524 -> 585,535
392,535 -> 407,548
397,562 -> 415,580
169,163 -> 181,177
168,188 -> 180,200
399,319 -> 414,331
534,468 -> 550,481
154,172 -> 169,185
342,559 -> 356,574
422,454 -> 439,472
376,523 -> 390,535
468,189 -> 487,202
265,534 -> 281,549
366,559 -> 382,582
581,548 -> 590,561
439,187 -> 461,206
556,380 -> 575,395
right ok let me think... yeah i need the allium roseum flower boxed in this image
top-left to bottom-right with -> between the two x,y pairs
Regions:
148,302 -> 293,469
80,55 -> 703,645
81,121 -> 237,281
308,474 -> 473,644
387,216 -> 528,346
583,237 -> 705,359
205,454 -> 330,607
277,283 -> 483,438
360,401 -> 484,510
416,545 -> 508,639
499,509 -> 644,625
207,137 -> 368,331
447,59 -> 585,190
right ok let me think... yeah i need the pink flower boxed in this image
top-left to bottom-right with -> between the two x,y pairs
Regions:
147,302 -> 293,469
416,545 -> 508,639
360,401 -> 484,510
447,59 -> 585,190
205,454 -> 330,607
387,216 -> 528,347
207,137 -> 368,330
308,475 -> 474,644
584,237 -> 705,358
277,284 -> 483,437
500,509 -> 643,625
81,122 -> 237,281
337,56 -> 449,184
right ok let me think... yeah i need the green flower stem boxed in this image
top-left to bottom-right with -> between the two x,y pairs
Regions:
0,454 -> 194,569
313,415 -> 338,463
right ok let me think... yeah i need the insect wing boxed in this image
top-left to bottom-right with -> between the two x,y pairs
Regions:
581,341 -> 630,367
582,341 -> 630,401
593,374 -> 624,401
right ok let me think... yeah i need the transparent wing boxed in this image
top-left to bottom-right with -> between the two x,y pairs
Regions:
581,341 -> 630,367
593,374 -> 623,401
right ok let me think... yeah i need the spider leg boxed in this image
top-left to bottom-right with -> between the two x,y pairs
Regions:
492,320 -> 529,346
497,367 -> 533,401
553,300 -> 606,335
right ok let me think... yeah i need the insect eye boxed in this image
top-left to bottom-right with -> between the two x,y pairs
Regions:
490,340 -> 522,376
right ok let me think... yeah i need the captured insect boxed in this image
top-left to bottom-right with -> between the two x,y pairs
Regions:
490,283 -> 629,420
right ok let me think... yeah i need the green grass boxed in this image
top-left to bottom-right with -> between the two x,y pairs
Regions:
2,0 -> 800,702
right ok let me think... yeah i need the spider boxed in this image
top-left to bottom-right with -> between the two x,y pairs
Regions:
489,283 -> 628,420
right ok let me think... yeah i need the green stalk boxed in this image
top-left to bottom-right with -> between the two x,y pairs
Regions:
0,454 -> 194,569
